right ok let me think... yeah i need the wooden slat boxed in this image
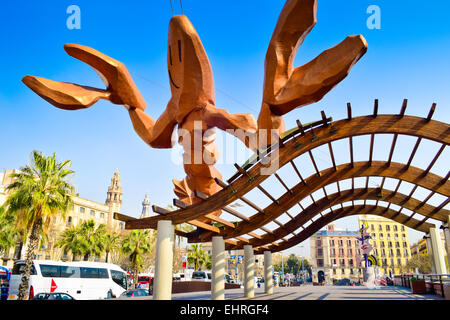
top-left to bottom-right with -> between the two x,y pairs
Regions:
400,99 -> 408,116
405,137 -> 422,169
423,144 -> 446,175
387,134 -> 398,166
368,134 -> 375,166
427,103 -> 436,121
328,142 -> 337,170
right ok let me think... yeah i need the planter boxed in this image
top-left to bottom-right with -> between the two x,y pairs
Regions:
443,284 -> 450,300
410,279 -> 427,294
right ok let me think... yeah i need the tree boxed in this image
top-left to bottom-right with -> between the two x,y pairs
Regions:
103,232 -> 121,263
406,255 -> 432,274
0,206 -> 19,262
77,220 -> 107,261
56,219 -> 107,261
121,230 -> 155,288
57,225 -> 84,261
187,244 -> 207,271
6,151 -> 74,300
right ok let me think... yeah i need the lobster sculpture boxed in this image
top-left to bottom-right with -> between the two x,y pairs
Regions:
22,0 -> 367,221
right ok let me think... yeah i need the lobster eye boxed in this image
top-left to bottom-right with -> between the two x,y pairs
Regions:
178,40 -> 182,62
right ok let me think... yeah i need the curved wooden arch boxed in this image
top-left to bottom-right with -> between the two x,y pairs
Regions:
190,161 -> 449,242
250,205 -> 435,254
123,115 -> 450,230
220,187 -> 444,250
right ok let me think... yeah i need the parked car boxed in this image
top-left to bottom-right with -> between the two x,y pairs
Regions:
32,292 -> 75,300
335,278 -> 354,286
192,271 -> 210,281
225,274 -> 236,284
119,289 -> 150,298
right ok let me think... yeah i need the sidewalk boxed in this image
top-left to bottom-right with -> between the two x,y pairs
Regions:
170,285 -> 445,300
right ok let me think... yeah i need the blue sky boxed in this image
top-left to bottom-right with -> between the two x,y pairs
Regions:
1,0 -> 449,257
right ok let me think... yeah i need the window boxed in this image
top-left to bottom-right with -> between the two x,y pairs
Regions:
332,259 -> 337,266
317,259 -> 324,267
381,249 -> 386,256
380,233 -> 384,239
340,259 -> 345,266
100,212 -> 105,219
330,239 -> 335,246
401,226 -> 405,231
348,248 -> 353,255
349,259 -> 354,266
333,269 -> 336,274
316,239 -> 322,246
371,224 -> 374,231
393,225 -> 398,231
60,266 -> 80,278
388,242 -> 392,248
378,225 -> 382,231
339,249 -> 344,255
111,270 -> 127,290
80,267 -> 101,278
90,210 -> 95,217
12,263 -> 37,275
40,265 -> 60,277
395,242 -> 400,248
98,268 -> 109,279
397,259 -> 402,266
403,242 -> 407,247
317,249 -> 323,257
331,248 -> 336,256
396,249 -> 401,256
347,240 -> 352,246
79,207 -> 85,214
67,216 -> 72,226
386,225 -> 390,231
338,240 -> 343,246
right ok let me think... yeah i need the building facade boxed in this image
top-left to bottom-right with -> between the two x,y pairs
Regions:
358,215 -> 412,276
410,232 -> 448,269
310,224 -> 363,284
0,169 -> 126,267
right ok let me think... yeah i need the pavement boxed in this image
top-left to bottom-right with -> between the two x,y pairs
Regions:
170,284 -> 445,300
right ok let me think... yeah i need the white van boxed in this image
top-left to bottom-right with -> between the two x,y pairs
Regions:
8,260 -> 128,300
191,270 -> 211,281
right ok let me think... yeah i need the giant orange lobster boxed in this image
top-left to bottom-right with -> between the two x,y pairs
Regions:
22,0 -> 367,220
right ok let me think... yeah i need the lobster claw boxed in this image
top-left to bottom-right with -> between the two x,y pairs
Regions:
22,75 -> 110,110
22,44 -> 146,111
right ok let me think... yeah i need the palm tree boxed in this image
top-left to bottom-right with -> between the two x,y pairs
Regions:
121,230 -> 154,288
187,244 -> 207,271
0,206 -> 19,262
77,220 -> 107,261
56,225 -> 84,261
5,150 -> 74,300
103,233 -> 121,263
